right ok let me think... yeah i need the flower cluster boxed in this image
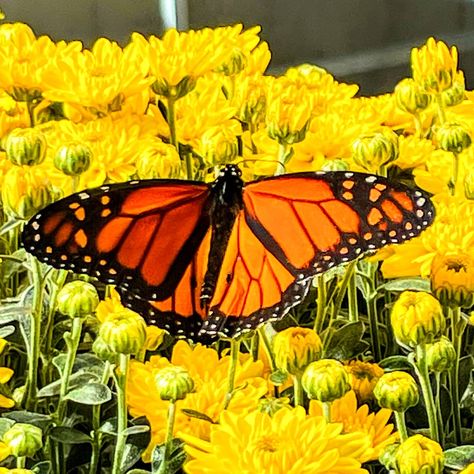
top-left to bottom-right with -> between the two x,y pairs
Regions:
0,20 -> 473,474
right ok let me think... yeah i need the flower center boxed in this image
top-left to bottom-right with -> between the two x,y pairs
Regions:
255,434 -> 281,453
446,260 -> 467,273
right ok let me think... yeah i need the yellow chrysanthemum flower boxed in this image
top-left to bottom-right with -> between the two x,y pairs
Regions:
183,406 -> 370,474
395,135 -> 438,170
0,22 -> 81,101
309,390 -> 398,463
380,193 -> 474,278
344,360 -> 384,403
0,92 -> 30,139
0,339 -> 15,409
42,37 -> 151,115
127,340 -> 267,461
411,37 -> 458,94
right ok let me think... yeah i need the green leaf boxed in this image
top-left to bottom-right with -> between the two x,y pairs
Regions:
0,418 -> 15,437
31,460 -> 52,474
0,325 -> 15,338
3,411 -> 52,430
53,352 -> 104,376
37,372 -> 100,398
123,425 -> 150,436
121,443 -> 144,472
49,426 -> 92,445
269,369 -> 289,386
152,439 -> 186,474
99,417 -> 117,436
180,409 -> 215,424
0,218 -> 24,238
460,368 -> 474,413
379,355 -> 413,371
444,445 -> 474,469
65,382 -> 112,405
324,321 -> 368,359
379,277 -> 431,293
127,470 -> 151,474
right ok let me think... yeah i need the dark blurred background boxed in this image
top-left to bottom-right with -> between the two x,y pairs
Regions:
4,0 -> 474,95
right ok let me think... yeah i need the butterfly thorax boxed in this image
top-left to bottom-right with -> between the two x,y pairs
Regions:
201,165 -> 244,307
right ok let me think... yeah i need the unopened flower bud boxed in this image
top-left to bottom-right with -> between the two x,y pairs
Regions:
57,281 -> 99,319
3,423 -> 43,457
99,310 -> 147,355
302,359 -> 351,403
395,434 -> 444,474
273,327 -> 322,376
435,122 -> 472,154
1,166 -> 58,219
352,128 -> 399,172
92,336 -> 116,362
391,291 -> 445,347
374,371 -> 419,412
425,337 -> 456,373
54,142 -> 92,176
394,78 -> 431,114
154,365 -> 194,401
136,139 -> 181,179
441,73 -> 465,107
430,253 -> 474,308
152,75 -> 196,99
258,397 -> 291,416
5,128 -> 46,166
321,159 -> 349,172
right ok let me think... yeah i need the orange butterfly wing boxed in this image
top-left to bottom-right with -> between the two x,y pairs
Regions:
23,180 -> 211,300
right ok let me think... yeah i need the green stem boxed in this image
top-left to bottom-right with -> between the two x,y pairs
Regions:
56,317 -> 83,423
157,401 -> 177,474
450,307 -> 465,445
17,456 -> 26,468
24,255 -> 45,411
322,402 -> 331,423
314,275 -> 327,334
249,121 -> 258,154
224,339 -> 240,409
434,372 -> 444,445
89,360 -> 111,474
366,263 -> 381,361
112,354 -> 130,474
26,99 -> 36,127
414,343 -> 440,442
347,264 -> 359,322
184,150 -> 193,181
275,143 -> 288,176
435,93 -> 446,124
331,260 -> 357,322
451,152 -> 460,196
258,326 -> 277,372
414,113 -> 423,139
394,411 -> 408,442
292,373 -> 304,406
167,97 -> 178,151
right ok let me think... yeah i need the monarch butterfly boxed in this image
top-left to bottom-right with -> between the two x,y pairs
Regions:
22,165 -> 434,340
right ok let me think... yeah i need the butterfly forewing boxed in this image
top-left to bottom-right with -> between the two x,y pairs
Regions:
243,171 -> 434,277
23,180 -> 211,300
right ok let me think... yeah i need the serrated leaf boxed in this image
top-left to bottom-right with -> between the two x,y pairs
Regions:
379,277 -> 430,293
49,426 -> 92,445
444,445 -> 474,469
379,355 -> 413,371
37,372 -> 100,398
180,409 -> 215,424
65,382 -> 112,405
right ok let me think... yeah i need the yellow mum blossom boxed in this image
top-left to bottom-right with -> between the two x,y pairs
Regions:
146,27 -> 230,95
461,463 -> 474,473
0,92 -> 30,139
42,37 -> 151,115
380,193 -> 474,278
411,37 -> 459,94
0,23 -> 81,101
127,340 -> 267,461
344,360 -> 384,403
183,406 -> 370,474
0,339 -> 15,409
395,135 -> 438,170
0,151 -> 12,188
309,390 -> 398,463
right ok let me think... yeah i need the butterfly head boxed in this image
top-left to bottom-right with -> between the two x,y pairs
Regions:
211,164 -> 244,207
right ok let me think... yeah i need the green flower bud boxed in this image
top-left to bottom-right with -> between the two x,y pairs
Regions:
302,359 -> 351,403
92,336 -> 116,363
441,76 -> 465,107
273,327 -> 322,376
352,128 -> 399,173
374,371 -> 419,412
3,423 -> 43,457
5,128 -> 46,166
435,122 -> 472,154
154,365 -> 194,401
258,397 -> 292,416
395,434 -> 444,474
152,75 -> 196,99
391,291 -> 445,347
1,166 -> 58,220
425,337 -> 456,373
54,142 -> 92,176
267,121 -> 308,146
57,281 -> 99,319
321,159 -> 349,172
394,78 -> 431,114
99,310 -> 147,355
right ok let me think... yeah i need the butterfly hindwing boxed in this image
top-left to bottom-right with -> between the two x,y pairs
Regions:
243,171 -> 434,278
23,180 -> 211,300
